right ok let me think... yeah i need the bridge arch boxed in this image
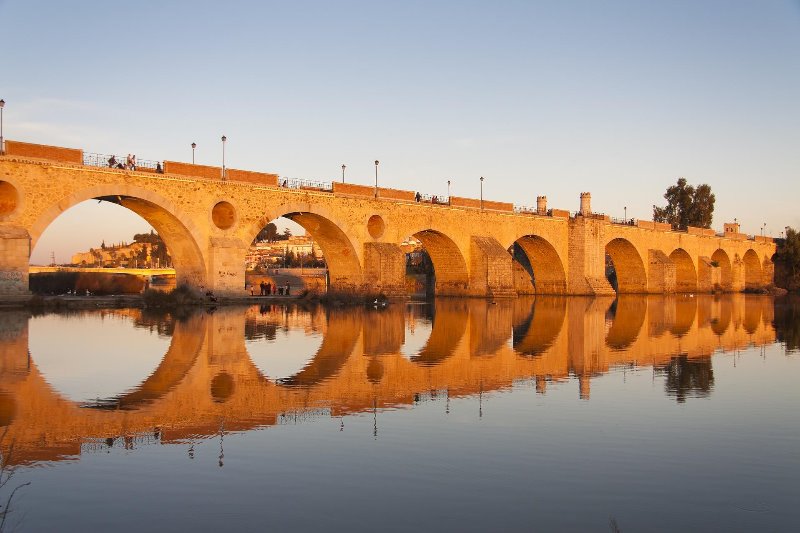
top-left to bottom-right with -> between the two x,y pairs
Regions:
711,249 -> 733,291
605,296 -> 647,349
243,203 -> 362,293
30,183 -> 207,288
279,308 -> 362,387
671,296 -> 697,337
606,238 -> 647,293
410,300 -> 468,366
513,297 -> 567,356
743,249 -> 763,290
512,235 -> 567,294
411,229 -> 470,296
669,248 -> 698,293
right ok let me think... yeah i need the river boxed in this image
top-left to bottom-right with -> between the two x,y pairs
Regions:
0,295 -> 798,531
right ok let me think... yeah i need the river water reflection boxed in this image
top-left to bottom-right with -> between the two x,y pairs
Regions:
1,295 -> 799,531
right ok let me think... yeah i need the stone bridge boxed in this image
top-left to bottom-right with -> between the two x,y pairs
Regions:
0,140 -> 776,299
0,295 -> 777,465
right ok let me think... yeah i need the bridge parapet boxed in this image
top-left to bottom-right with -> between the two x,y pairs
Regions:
450,196 -> 513,212
4,140 -> 82,164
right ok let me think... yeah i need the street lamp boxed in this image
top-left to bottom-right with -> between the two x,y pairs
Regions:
761,223 -> 766,237
221,136 -> 227,180
0,99 -> 5,155
480,176 -> 484,210
447,180 -> 451,203
341,164 -> 346,183
191,142 -> 196,164
624,206 -> 627,222
374,160 -> 379,198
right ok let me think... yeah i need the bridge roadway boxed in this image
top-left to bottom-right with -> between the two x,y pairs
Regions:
0,295 -> 777,465
0,140 -> 776,299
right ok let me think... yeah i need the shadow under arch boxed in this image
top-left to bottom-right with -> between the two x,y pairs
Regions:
711,249 -> 733,291
244,206 -> 363,293
513,235 -> 567,294
606,238 -> 647,293
412,229 -> 470,296
743,249 -> 763,290
81,312 -> 207,409
30,184 -> 207,288
669,248 -> 698,293
411,299 -> 469,366
605,296 -> 647,350
513,297 -> 567,356
279,308 -> 362,387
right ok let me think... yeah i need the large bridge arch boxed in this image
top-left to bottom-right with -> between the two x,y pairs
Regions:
243,203 -> 363,293
512,235 -> 567,294
411,229 -> 470,296
669,248 -> 698,293
742,249 -> 763,290
30,183 -> 207,288
711,249 -> 733,291
606,238 -> 647,293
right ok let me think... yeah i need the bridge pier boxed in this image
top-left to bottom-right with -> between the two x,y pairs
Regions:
0,227 -> 31,301
647,250 -> 676,293
363,243 -> 407,298
207,237 -> 248,296
697,256 -> 715,292
469,236 -> 516,298
567,218 -> 615,295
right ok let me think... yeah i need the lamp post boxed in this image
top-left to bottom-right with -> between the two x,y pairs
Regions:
191,142 -> 196,164
374,160 -> 379,198
341,164 -> 346,183
447,180 -> 451,204
480,176 -> 484,210
761,223 -> 766,237
624,206 -> 627,222
221,136 -> 227,180
0,99 -> 5,155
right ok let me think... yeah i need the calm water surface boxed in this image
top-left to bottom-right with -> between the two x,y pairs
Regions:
1,295 -> 799,532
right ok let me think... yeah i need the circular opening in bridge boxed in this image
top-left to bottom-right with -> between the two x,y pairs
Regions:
0,180 -> 19,216
367,215 -> 385,239
211,372 -> 235,402
212,201 -> 236,230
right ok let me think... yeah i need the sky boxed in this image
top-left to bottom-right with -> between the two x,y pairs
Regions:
1,0 -> 798,264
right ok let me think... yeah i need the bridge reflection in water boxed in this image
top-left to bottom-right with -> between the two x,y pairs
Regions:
0,295 -> 779,465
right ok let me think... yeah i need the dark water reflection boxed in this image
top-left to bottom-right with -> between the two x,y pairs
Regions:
1,295 -> 799,531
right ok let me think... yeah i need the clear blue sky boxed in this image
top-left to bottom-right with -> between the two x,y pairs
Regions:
2,0 -> 798,264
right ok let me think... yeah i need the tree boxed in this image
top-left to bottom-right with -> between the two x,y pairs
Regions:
653,178 -> 715,230
255,222 -> 279,243
776,227 -> 800,276
281,227 -> 292,240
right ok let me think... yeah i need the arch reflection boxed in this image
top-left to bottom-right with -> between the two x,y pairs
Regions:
0,295 -> 784,466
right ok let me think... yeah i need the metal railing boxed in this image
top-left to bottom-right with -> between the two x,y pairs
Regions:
514,205 -> 549,216
279,178 -> 333,191
84,152 -> 163,172
572,211 -> 607,220
418,193 -> 449,205
609,217 -> 636,226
